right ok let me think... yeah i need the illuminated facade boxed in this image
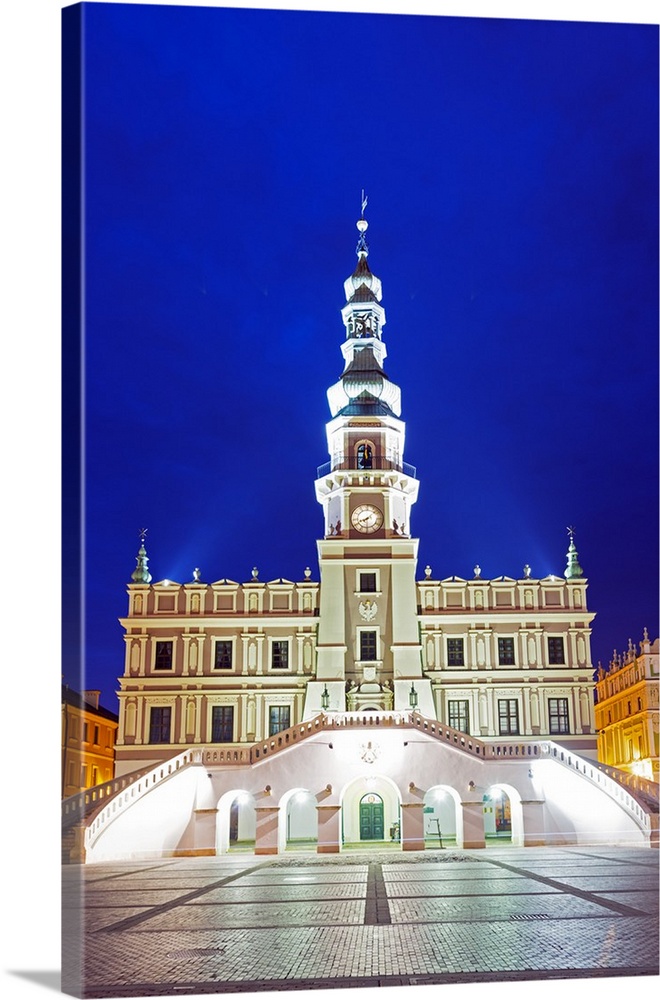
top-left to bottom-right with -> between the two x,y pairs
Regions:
67,208 -> 659,863
595,630 -> 659,782
115,208 -> 597,777
61,686 -> 118,798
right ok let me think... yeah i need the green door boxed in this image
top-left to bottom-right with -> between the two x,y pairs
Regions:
359,794 -> 384,840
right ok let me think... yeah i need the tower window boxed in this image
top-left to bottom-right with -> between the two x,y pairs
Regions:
214,640 -> 233,670
448,700 -> 469,733
211,705 -> 234,743
154,641 -> 173,671
498,638 -> 516,666
357,443 -> 373,469
360,630 -> 378,661
498,699 -> 519,736
149,707 -> 171,744
446,639 -> 465,667
271,640 -> 289,670
547,637 -> 565,665
269,705 -> 291,735
548,698 -> 569,734
359,572 -> 377,593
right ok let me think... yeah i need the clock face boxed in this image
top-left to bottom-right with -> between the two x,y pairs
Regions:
351,504 -> 384,534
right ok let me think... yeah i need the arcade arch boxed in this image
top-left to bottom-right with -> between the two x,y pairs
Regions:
216,789 -> 256,854
340,774 -> 402,847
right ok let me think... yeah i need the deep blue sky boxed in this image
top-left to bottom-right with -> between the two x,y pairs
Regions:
66,2 -> 658,709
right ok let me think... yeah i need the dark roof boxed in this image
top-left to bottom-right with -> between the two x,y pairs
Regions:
336,392 -> 393,417
342,346 -> 388,379
348,285 -> 378,303
62,685 -> 119,722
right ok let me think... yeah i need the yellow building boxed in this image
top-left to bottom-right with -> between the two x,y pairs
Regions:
61,686 -> 118,797
595,629 -> 659,782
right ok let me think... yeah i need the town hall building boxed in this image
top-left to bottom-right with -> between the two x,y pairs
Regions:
64,206 -> 657,862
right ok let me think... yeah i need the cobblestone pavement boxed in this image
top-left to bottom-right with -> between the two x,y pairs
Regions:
62,846 -> 659,997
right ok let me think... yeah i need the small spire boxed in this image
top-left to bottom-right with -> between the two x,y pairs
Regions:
356,190 -> 369,257
131,528 -> 152,583
564,526 -> 584,579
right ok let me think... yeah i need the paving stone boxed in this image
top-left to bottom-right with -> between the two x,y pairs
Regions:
66,846 -> 659,996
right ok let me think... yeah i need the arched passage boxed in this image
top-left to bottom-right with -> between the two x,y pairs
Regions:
216,789 -> 256,854
277,787 -> 318,853
483,783 -> 524,846
423,785 -> 461,848
340,774 -> 402,849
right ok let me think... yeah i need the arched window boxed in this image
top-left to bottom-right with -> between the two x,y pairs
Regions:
357,442 -> 374,469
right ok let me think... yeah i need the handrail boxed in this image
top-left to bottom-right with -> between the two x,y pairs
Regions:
62,765 -> 153,830
73,711 -> 658,852
85,748 -> 207,850
317,458 -> 417,478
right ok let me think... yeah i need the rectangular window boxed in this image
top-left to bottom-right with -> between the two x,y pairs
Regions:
93,725 -> 99,745
498,638 -> 515,665
154,640 -> 173,671
269,705 -> 291,735
548,698 -> 569,734
271,640 -> 289,670
547,637 -> 565,665
82,722 -> 89,743
80,765 -> 87,786
149,706 -> 171,744
498,699 -> 520,736
359,572 -> 377,593
446,638 -> 465,666
448,700 -> 470,733
213,640 -> 233,670
359,630 -> 378,661
211,705 -> 234,743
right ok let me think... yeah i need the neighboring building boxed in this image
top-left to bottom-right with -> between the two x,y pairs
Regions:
595,629 -> 659,782
114,206 -> 597,779
62,686 -> 118,797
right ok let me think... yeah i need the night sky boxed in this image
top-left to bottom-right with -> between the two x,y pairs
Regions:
65,2 -> 658,710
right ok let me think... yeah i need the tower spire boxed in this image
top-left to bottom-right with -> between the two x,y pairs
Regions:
131,528 -> 152,583
356,190 -> 369,257
564,526 -> 584,579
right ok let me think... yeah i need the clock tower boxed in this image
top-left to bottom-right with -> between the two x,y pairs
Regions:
304,202 -> 434,717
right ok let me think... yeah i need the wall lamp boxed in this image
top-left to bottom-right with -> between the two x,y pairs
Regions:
321,685 -> 330,710
409,683 -> 418,709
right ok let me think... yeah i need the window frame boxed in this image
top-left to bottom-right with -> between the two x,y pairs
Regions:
270,639 -> 290,671
268,704 -> 291,736
547,636 -> 566,665
498,699 -> 520,736
548,697 -> 570,735
446,638 -> 465,667
149,706 -> 172,744
154,639 -> 174,671
213,638 -> 234,671
211,704 -> 235,743
448,699 -> 470,733
358,628 -> 378,662
497,637 -> 516,666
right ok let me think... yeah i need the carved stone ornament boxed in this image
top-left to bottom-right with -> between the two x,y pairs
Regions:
358,599 -> 378,621
360,741 -> 380,763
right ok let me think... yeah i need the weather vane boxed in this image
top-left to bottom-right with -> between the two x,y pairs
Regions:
566,525 -> 575,541
139,527 -> 148,544
361,189 -> 368,216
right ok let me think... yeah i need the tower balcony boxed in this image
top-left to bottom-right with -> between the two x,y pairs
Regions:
316,456 -> 417,479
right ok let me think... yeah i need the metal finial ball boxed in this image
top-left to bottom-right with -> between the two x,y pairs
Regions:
356,218 -> 368,233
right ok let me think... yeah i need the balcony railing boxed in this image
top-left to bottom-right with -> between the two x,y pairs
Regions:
316,456 -> 417,478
